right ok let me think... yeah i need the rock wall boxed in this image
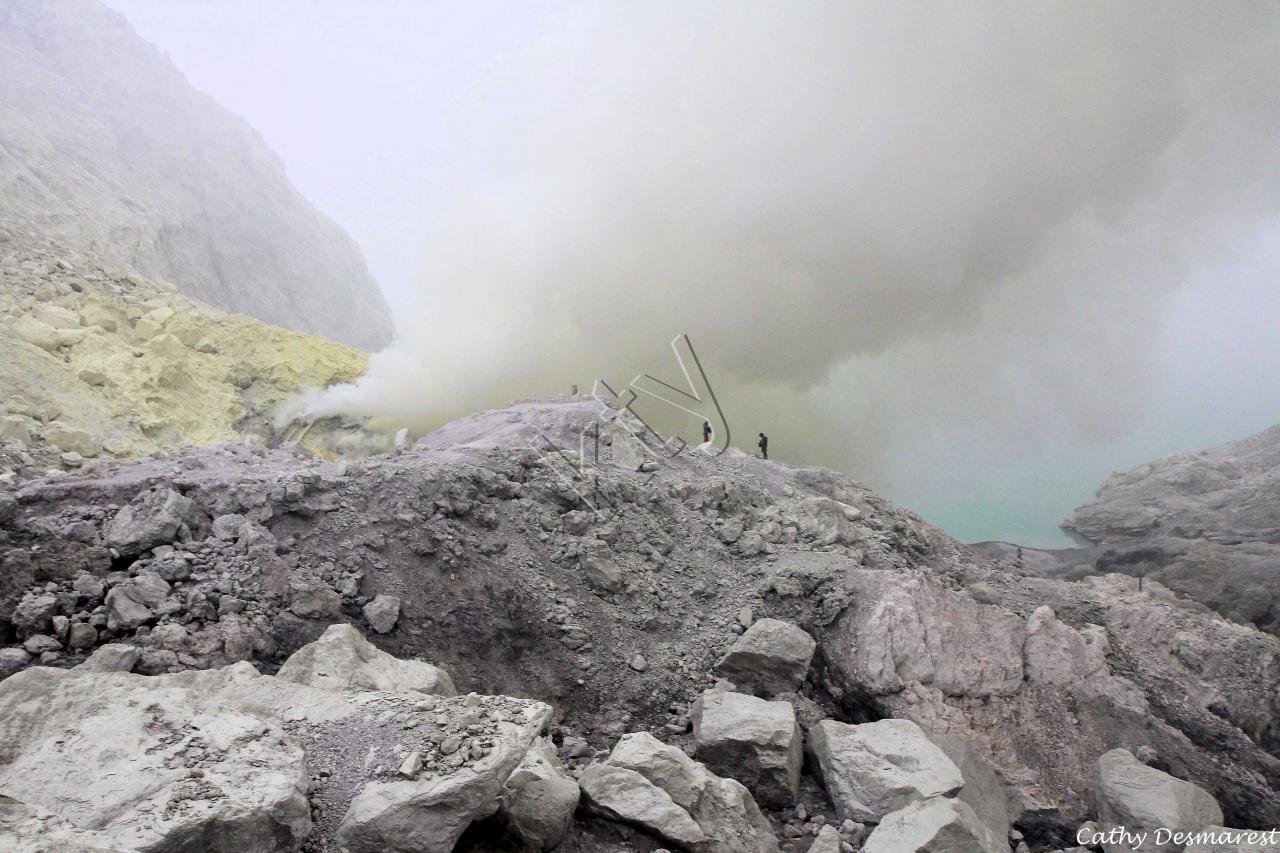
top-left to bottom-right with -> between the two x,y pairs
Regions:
1062,423 -> 1280,636
0,0 -> 394,350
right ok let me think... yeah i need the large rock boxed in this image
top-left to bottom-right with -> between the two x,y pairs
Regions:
862,797 -> 1007,853
336,699 -> 553,853
10,592 -> 58,640
104,571 -> 172,632
105,488 -> 195,555
44,423 -> 99,458
288,580 -> 342,619
11,315 -> 60,350
499,738 -> 580,851
1023,605 -> 1108,686
927,734 -> 1013,840
823,572 -> 1025,699
714,618 -> 816,696
0,643 -> 551,852
276,622 -> 456,696
692,689 -> 801,807
1095,748 -> 1224,853
808,718 -> 963,823
579,762 -> 709,849
0,665 -> 311,852
809,825 -> 843,853
77,643 -> 140,673
363,594 -> 401,634
604,731 -> 780,853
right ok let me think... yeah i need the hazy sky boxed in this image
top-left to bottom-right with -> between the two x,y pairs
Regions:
108,1 -> 1280,546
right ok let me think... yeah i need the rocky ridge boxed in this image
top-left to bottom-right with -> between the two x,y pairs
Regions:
0,396 -> 1278,850
1061,423 -> 1280,637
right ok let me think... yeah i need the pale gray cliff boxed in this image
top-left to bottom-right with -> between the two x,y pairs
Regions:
1063,424 -> 1280,636
0,0 -> 394,350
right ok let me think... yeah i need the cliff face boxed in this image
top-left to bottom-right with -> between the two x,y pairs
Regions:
0,0 -> 394,351
1064,424 -> 1280,636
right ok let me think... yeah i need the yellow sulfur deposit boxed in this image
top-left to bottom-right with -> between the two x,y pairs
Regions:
0,253 -> 368,463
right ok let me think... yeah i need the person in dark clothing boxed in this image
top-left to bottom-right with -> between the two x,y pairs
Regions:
758,432 -> 768,459
702,420 -> 712,443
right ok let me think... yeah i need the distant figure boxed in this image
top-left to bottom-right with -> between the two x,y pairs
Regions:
758,432 -> 769,459
702,420 -> 712,443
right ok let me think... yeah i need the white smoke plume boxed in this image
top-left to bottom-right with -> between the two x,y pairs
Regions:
293,2 -> 1280,529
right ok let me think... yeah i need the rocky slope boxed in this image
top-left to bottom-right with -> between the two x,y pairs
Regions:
1058,424 -> 1280,637
0,0 -> 394,350
1,396 -> 1277,851
0,231 -> 375,479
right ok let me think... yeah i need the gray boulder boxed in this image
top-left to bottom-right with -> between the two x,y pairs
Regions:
1096,748 -> 1224,853
862,797 -> 1007,853
104,571 -> 172,632
499,738 -> 580,851
604,731 -> 780,853
808,718 -> 963,822
11,592 -> 58,639
363,594 -> 401,634
809,825 -> 842,853
276,622 -> 456,695
211,513 -> 247,540
0,665 -> 311,852
0,649 -> 549,852
336,700 -> 553,853
77,643 -> 139,672
288,579 -> 342,619
692,689 -> 801,807
714,618 -> 816,696
579,762 -> 708,849
105,488 -> 194,555
927,734 -> 1013,840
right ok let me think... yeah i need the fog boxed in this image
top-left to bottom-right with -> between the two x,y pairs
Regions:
111,1 -> 1280,545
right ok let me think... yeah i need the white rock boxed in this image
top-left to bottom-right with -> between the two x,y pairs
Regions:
0,666 -> 311,852
692,689 -> 802,807
580,762 -> 708,848
276,623 -> 455,696
363,594 -> 401,634
104,572 -> 171,631
809,824 -> 843,853
1023,606 -> 1108,686
499,739 -> 581,851
77,643 -> 139,672
928,734 -> 1013,840
808,718 -> 963,822
862,797 -> 1007,853
1095,748 -> 1223,853
33,304 -> 81,329
12,315 -> 61,350
714,618 -> 816,696
605,731 -> 780,853
105,488 -> 195,555
45,423 -> 100,457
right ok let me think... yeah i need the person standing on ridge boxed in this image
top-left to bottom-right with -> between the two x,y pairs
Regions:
758,432 -> 769,459
702,420 -> 712,443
